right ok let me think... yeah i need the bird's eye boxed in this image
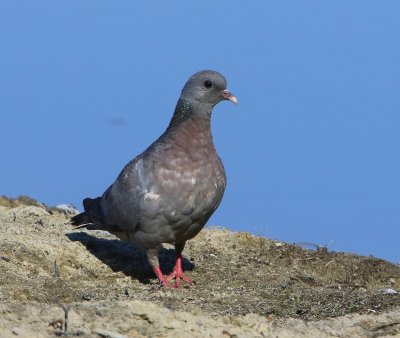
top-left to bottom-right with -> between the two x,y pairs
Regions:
204,80 -> 212,88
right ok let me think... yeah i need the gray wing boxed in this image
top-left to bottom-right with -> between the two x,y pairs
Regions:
100,156 -> 148,232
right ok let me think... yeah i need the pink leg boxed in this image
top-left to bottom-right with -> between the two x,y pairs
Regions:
166,252 -> 193,288
153,266 -> 175,288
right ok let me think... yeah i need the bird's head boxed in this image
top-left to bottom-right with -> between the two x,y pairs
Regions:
180,70 -> 237,109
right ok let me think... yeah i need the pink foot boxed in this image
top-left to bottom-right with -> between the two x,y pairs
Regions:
153,266 -> 175,288
166,255 -> 193,288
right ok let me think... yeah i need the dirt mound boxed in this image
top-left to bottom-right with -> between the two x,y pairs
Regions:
0,196 -> 399,337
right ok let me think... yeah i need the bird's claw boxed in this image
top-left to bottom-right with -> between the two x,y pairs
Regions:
166,268 -> 193,288
153,255 -> 193,288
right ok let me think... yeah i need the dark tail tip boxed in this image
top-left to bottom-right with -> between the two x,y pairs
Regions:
70,212 -> 90,228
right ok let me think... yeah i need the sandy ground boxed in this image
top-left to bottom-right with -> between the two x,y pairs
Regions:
0,196 -> 399,337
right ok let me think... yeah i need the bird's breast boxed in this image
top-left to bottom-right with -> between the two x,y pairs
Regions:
141,143 -> 225,222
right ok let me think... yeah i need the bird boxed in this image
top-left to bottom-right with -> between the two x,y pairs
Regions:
71,70 -> 237,288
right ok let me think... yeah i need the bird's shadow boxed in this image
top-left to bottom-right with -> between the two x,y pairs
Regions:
66,231 -> 194,285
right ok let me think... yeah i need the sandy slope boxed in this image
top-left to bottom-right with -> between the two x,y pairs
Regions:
0,196 -> 399,337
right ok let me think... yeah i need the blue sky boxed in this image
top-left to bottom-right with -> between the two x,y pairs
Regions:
1,2 -> 399,263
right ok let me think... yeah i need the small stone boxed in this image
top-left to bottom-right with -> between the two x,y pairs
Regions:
11,327 -> 30,336
378,288 -> 398,295
164,319 -> 182,329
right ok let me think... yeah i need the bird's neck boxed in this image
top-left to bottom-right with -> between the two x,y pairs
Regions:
167,98 -> 211,129
165,98 -> 214,146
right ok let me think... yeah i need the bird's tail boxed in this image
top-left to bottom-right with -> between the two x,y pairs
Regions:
70,197 -> 103,229
70,211 -> 91,228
